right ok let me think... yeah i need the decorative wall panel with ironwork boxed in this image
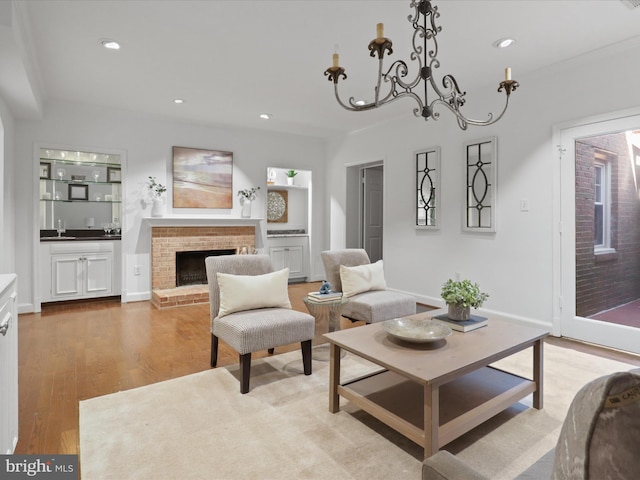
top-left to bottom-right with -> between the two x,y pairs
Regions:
416,147 -> 441,229
464,137 -> 497,232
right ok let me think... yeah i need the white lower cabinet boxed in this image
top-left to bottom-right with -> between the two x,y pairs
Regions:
270,246 -> 304,277
267,236 -> 309,281
51,253 -> 112,299
40,241 -> 120,303
0,274 -> 18,454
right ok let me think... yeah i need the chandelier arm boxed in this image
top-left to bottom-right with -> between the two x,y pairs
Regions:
429,95 -> 512,130
385,59 -> 421,91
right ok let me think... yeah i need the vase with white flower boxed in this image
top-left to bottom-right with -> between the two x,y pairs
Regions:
237,187 -> 260,218
146,176 -> 167,217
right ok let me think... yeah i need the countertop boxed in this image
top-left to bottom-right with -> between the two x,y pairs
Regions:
267,233 -> 309,238
40,229 -> 121,242
267,229 -> 307,238
40,236 -> 121,242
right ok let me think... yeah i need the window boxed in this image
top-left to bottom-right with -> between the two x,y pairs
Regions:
593,158 -> 612,252
594,163 -> 605,247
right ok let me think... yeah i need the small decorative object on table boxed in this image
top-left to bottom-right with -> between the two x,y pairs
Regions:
307,290 -> 343,303
319,280 -> 332,294
286,169 -> 297,185
383,317 -> 452,344
441,278 -> 489,321
237,186 -> 260,218
432,313 -> 488,332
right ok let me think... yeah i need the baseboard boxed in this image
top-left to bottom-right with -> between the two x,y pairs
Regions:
125,291 -> 151,303
391,289 -> 554,333
18,303 -> 35,314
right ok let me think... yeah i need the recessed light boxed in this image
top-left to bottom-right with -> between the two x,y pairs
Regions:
174,99 -> 184,104
100,39 -> 121,50
259,113 -> 272,120
494,38 -> 515,49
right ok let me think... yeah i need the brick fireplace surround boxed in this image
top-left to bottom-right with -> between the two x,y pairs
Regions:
151,224 -> 256,308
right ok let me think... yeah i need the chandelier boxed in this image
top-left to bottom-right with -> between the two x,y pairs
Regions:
323,0 -> 519,130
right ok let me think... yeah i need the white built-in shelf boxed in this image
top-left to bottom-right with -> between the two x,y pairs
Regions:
267,184 -> 308,190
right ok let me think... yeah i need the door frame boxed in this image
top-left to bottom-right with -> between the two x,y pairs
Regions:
552,107 -> 640,354
345,160 -> 384,255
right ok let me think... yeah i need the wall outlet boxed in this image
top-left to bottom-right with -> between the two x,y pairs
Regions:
134,265 -> 142,276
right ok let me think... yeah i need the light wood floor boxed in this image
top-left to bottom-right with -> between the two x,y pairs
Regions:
15,281 -> 640,455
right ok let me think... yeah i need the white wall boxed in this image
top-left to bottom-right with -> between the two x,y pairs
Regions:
325,39 -> 640,328
14,100 -> 326,311
0,95 -> 16,275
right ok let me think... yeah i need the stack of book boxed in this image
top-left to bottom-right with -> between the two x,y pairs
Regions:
432,313 -> 488,332
307,291 -> 343,303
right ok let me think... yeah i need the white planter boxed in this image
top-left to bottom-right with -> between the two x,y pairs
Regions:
240,198 -> 252,218
287,177 -> 294,185
151,198 -> 165,217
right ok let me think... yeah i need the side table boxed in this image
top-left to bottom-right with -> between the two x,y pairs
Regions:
302,296 -> 349,361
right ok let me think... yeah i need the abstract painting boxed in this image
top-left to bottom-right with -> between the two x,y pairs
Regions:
172,146 -> 233,208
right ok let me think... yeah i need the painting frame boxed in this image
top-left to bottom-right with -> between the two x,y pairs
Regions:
68,184 -> 88,201
172,146 -> 233,209
107,167 -> 121,183
40,162 -> 51,179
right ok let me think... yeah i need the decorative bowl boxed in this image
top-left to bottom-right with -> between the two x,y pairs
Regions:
383,317 -> 452,344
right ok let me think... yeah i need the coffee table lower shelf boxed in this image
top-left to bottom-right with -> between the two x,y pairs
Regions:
337,366 -> 536,451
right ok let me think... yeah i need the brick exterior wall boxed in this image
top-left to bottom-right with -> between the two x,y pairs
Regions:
151,226 -> 255,290
575,133 -> 640,317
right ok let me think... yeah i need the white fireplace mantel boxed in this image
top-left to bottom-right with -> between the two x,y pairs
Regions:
145,217 -> 264,228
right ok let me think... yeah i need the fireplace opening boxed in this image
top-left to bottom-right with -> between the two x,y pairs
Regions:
176,249 -> 236,287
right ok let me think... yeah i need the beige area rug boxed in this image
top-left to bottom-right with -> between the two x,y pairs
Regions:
80,342 -> 636,480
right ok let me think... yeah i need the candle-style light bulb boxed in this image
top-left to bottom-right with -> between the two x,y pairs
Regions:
376,23 -> 384,40
505,67 -> 512,81
333,53 -> 339,68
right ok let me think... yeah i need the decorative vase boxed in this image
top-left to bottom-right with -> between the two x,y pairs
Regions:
151,198 -> 165,217
240,198 -> 252,218
448,304 -> 471,321
287,177 -> 294,186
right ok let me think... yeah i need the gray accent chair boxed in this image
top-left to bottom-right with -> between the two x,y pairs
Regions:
422,368 -> 640,480
205,254 -> 315,394
321,249 -> 416,324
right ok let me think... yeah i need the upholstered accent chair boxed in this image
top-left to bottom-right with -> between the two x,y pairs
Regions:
205,254 -> 315,394
421,368 -> 640,480
321,249 -> 416,324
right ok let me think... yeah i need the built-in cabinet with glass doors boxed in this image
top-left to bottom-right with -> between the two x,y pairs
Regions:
39,149 -> 122,230
38,148 -> 123,306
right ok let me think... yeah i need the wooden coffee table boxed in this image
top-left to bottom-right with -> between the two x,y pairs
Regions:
324,309 -> 549,459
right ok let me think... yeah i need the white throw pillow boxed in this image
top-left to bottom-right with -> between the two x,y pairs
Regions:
340,260 -> 387,297
217,268 -> 291,317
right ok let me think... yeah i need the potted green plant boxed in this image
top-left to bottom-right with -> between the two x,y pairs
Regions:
286,169 -> 297,185
441,278 -> 489,321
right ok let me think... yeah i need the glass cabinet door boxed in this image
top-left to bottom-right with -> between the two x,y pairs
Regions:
39,149 -> 122,230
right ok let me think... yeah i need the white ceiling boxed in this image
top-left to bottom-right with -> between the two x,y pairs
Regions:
3,0 -> 640,138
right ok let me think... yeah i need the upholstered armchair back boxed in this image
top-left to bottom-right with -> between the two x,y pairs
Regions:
321,249 -> 371,292
205,255 -> 274,321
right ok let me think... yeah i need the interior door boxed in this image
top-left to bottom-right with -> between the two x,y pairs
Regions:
557,114 -> 640,354
362,166 -> 383,263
